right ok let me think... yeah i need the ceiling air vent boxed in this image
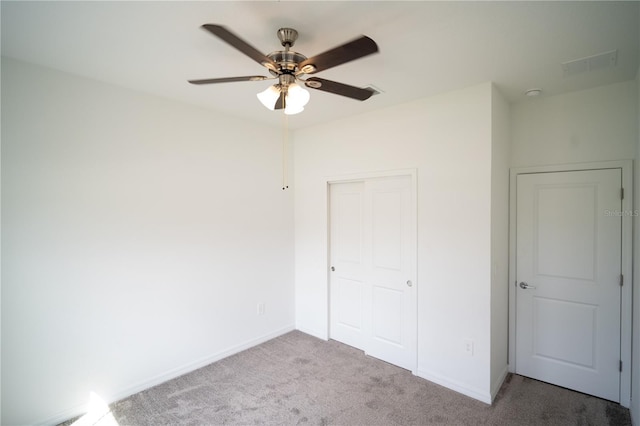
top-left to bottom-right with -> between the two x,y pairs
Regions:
561,49 -> 617,77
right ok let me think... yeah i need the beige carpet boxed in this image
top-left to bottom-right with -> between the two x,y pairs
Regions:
62,330 -> 631,425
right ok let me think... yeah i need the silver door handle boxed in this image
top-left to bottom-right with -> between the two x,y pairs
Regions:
406,280 -> 413,287
519,282 -> 536,290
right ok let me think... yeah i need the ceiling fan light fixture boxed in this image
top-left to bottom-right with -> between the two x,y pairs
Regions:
287,83 -> 310,107
282,83 -> 310,115
257,85 -> 281,110
284,104 -> 305,115
257,82 -> 310,114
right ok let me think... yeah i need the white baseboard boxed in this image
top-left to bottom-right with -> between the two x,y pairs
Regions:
415,369 -> 492,405
38,325 -> 295,426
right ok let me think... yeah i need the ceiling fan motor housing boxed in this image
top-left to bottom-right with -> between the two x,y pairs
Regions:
267,28 -> 307,76
267,51 -> 307,76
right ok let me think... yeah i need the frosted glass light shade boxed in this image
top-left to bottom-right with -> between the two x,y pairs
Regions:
282,83 -> 309,115
257,85 -> 281,110
284,104 -> 304,115
256,83 -> 310,114
286,83 -> 310,108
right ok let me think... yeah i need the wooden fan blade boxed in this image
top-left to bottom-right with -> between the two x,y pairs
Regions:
298,36 -> 378,74
188,76 -> 269,85
202,24 -> 278,71
304,77 -> 375,101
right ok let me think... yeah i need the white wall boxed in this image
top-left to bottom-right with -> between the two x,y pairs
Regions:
294,82 -> 500,403
1,58 -> 295,425
489,85 -> 510,399
511,81 -> 637,168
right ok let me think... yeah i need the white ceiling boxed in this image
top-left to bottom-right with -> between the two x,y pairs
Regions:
2,1 -> 639,129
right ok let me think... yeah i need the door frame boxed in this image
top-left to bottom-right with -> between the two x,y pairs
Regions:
508,160 -> 633,407
326,168 -> 418,373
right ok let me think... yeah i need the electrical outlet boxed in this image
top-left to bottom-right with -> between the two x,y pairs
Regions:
257,302 -> 265,315
464,339 -> 474,356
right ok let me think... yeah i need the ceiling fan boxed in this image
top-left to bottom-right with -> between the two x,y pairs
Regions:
189,24 -> 379,115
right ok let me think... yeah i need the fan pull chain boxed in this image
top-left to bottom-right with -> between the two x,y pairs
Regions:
282,110 -> 289,190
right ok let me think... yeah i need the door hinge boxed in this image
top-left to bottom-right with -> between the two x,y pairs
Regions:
621,188 -> 624,200
619,274 -> 623,286
619,360 -> 623,372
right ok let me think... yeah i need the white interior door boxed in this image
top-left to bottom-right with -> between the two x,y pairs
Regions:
329,175 -> 416,371
515,169 -> 622,402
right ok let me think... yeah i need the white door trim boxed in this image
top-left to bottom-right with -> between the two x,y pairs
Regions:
508,160 -> 633,407
325,168 -> 418,374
